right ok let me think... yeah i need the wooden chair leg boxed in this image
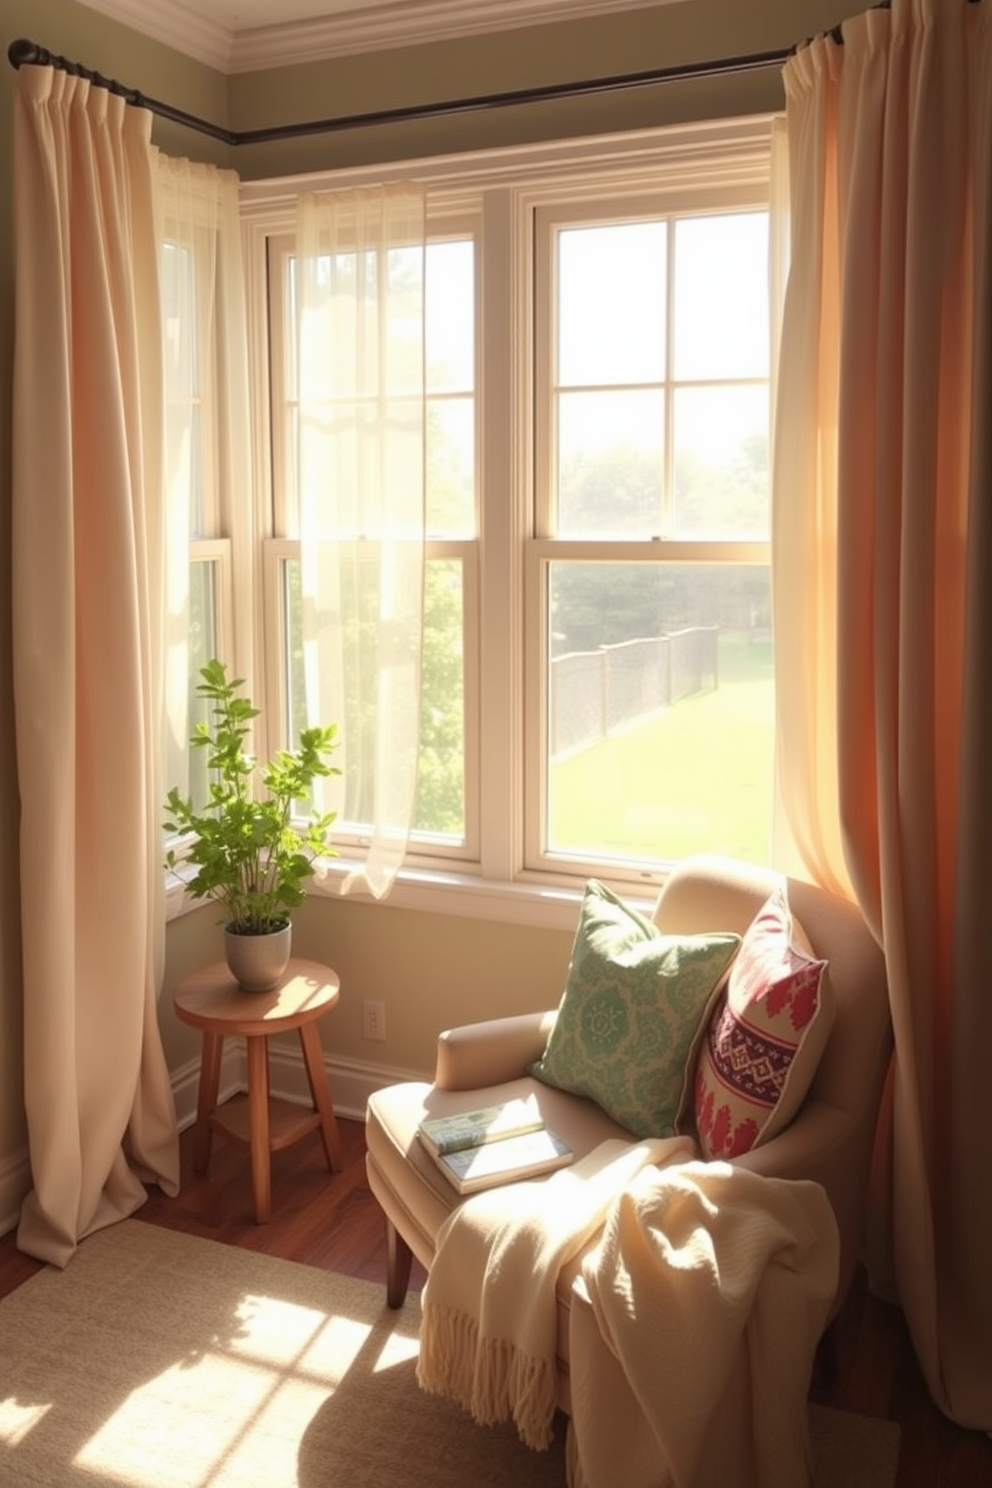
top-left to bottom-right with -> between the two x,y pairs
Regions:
386,1221 -> 414,1309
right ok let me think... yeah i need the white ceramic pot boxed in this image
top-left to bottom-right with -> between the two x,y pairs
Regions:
224,920 -> 292,992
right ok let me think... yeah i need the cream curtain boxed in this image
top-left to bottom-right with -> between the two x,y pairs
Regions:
773,0 -> 992,1425
155,154 -> 254,794
12,67 -> 180,1264
295,187 -> 427,899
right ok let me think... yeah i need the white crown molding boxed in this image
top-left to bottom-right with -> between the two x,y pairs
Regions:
72,0 -> 687,75
231,0 -> 677,73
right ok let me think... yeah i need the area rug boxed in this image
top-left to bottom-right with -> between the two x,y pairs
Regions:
0,1221 -> 901,1488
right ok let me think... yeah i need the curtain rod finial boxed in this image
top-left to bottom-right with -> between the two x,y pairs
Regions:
8,39 -> 49,69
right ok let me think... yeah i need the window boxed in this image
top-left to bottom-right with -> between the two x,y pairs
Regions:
265,208 -> 479,864
160,226 -> 232,816
241,117 -> 779,914
528,202 -> 773,876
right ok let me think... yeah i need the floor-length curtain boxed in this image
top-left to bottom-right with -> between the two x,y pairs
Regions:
773,0 -> 992,1425
12,66 -> 179,1265
295,186 -> 426,899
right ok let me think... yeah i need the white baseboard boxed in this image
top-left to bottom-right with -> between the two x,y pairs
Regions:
1,1046 -> 419,1239
170,1037 -> 417,1130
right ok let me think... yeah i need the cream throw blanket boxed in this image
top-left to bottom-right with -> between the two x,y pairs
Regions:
417,1137 -> 694,1450
567,1161 -> 840,1488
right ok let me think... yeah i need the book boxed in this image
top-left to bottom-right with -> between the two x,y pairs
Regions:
418,1096 -> 546,1157
429,1125 -> 573,1195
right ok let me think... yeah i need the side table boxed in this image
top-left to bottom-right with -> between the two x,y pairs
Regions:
173,957 -> 343,1223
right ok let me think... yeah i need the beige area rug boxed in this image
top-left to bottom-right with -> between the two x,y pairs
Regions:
0,1221 -> 900,1488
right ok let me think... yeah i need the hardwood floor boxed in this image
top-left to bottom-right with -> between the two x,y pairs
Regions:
2,1117 -> 990,1486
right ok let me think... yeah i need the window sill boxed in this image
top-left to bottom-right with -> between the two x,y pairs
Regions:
165,857 -> 659,932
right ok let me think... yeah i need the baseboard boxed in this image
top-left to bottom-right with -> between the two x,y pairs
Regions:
0,1148 -> 32,1239
169,1038 -> 417,1130
2,1046 -> 418,1238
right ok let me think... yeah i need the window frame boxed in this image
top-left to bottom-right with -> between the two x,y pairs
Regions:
524,183 -> 774,887
226,115 -> 778,929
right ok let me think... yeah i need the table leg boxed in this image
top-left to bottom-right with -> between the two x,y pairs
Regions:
193,1031 -> 223,1173
299,1021 -> 343,1172
245,1034 -> 272,1224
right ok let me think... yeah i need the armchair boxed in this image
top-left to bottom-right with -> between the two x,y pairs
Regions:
365,855 -> 892,1414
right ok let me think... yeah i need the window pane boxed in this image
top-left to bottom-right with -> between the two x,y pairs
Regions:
187,560 -> 218,812
414,559 -> 465,841
673,384 -> 769,539
426,237 -> 475,537
558,222 -> 666,385
427,239 -> 474,392
427,396 -> 474,537
673,213 -> 769,381
281,553 -> 465,842
546,561 -> 774,866
557,389 -> 664,537
282,556 -> 307,749
161,238 -> 206,538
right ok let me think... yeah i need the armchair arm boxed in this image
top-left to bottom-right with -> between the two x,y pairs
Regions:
434,1010 -> 558,1091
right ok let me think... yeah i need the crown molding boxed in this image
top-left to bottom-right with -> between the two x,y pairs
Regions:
75,0 -> 685,75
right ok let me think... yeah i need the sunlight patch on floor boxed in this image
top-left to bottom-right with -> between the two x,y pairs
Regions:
73,1292 -> 378,1488
0,1398 -> 51,1448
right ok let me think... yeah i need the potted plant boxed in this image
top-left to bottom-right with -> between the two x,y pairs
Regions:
164,658 -> 340,991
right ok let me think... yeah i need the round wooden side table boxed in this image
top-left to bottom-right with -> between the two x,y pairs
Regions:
173,957 -> 343,1223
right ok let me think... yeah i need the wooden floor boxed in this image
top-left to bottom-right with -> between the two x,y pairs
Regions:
2,1117 -> 990,1487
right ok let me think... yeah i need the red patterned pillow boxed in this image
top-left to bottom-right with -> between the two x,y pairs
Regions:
690,884 -> 833,1160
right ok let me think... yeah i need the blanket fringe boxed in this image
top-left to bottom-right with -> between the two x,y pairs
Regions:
417,1301 -> 558,1451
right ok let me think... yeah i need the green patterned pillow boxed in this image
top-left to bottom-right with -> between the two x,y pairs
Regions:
530,880 -> 740,1139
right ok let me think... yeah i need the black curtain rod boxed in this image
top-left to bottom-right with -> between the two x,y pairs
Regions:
8,35 -> 791,148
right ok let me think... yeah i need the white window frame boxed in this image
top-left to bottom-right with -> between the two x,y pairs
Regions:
524,184 -> 773,886
236,115 -> 776,930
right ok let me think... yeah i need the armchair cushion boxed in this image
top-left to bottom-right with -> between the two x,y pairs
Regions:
530,880 -> 740,1139
691,883 -> 833,1159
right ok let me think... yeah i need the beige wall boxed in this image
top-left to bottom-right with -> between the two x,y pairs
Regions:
0,0 -> 862,1209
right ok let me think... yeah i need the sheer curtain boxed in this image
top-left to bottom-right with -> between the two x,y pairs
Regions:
295,187 -> 427,899
155,155 -> 254,795
12,66 -> 179,1265
773,0 -> 992,1425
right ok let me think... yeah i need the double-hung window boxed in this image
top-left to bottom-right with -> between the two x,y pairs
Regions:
243,116 -> 778,913
527,191 -> 774,883
263,201 -> 479,864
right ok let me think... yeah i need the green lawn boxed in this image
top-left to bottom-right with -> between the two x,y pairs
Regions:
550,668 -> 775,867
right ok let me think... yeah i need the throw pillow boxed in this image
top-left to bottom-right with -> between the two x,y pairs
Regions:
690,882 -> 833,1160
530,880 -> 740,1139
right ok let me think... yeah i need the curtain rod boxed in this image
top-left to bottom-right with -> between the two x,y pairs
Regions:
8,35 -> 791,148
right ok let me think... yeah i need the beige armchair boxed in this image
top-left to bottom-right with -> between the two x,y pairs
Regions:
365,855 -> 892,1413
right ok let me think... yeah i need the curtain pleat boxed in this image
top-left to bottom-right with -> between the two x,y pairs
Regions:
775,0 -> 992,1425
12,65 -> 179,1266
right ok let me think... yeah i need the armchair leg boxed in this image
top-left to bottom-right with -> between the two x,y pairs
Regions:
386,1221 -> 414,1309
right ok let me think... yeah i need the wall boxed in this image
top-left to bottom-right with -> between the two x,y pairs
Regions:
1,0 -> 864,1220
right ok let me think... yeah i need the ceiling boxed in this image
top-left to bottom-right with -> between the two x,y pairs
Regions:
76,0 -> 691,74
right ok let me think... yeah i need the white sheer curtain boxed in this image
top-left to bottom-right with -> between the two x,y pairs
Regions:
155,155 -> 254,793
773,0 -> 992,1426
12,66 -> 179,1265
295,186 -> 427,899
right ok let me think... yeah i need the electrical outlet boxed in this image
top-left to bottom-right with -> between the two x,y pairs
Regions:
363,999 -> 386,1041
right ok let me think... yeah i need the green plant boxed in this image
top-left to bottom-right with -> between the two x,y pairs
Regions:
164,659 -> 340,934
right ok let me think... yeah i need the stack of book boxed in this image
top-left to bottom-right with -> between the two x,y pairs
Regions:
418,1095 -> 573,1194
